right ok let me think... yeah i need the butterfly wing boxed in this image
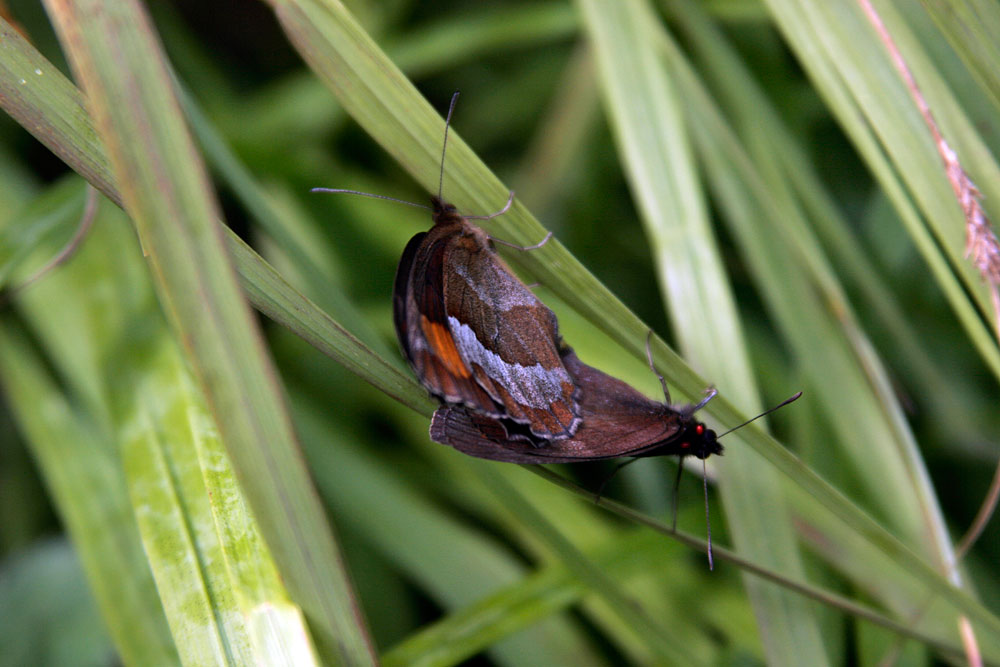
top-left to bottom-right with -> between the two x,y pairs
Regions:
430,351 -> 684,461
430,405 -> 679,462
394,230 -> 500,412
441,238 -> 580,439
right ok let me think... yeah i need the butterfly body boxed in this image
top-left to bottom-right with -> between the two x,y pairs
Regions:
430,348 -> 723,463
394,197 -> 582,440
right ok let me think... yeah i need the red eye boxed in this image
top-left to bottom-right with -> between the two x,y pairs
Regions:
696,424 -> 704,435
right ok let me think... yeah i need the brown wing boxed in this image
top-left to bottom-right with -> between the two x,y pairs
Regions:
430,351 -> 684,462
441,236 -> 580,439
430,405 -> 679,462
393,230 -> 500,413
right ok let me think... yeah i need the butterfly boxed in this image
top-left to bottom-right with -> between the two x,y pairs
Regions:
432,341 -> 799,570
429,345 -> 725,463
316,92 -> 581,440
392,196 -> 582,439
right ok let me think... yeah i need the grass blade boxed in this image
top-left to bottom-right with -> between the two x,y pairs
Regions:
574,0 -> 826,663
42,1 -> 374,662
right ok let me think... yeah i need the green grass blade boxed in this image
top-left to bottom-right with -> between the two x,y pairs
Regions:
660,0 -> 980,443
0,15 -> 420,414
293,395 -> 603,666
474,465 -> 709,664
263,0 -> 1000,646
121,334 -> 319,665
3,180 -> 321,664
179,85 -> 399,365
575,1 -> 826,663
0,324 -> 180,666
42,1 -> 374,662
921,0 -> 1000,111
761,0 -> 1000,381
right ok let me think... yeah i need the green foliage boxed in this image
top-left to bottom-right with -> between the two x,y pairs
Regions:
1,0 -> 998,665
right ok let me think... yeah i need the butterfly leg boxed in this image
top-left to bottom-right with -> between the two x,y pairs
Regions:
594,457 -> 641,502
692,387 -> 718,412
645,330 -> 672,404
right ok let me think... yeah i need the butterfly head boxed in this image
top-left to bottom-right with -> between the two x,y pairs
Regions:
431,196 -> 464,227
677,420 -> 723,460
431,196 -> 455,214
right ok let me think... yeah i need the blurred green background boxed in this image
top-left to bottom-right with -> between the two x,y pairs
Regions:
1,1 -> 999,665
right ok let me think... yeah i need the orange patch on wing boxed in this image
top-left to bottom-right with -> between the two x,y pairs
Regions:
421,316 -> 470,379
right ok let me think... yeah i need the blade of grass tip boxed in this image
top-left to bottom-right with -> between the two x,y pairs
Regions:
42,1 -> 374,663
0,15 -> 423,415
576,0 -> 826,663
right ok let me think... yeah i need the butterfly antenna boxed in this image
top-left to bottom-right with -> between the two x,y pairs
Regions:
645,331 -> 671,404
717,391 -> 802,439
435,92 -> 521,227
439,91 -> 460,200
310,188 -> 431,211
703,458 -> 714,571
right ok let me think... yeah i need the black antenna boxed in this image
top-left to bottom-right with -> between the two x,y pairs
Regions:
439,91 -> 460,200
436,93 -> 523,229
717,392 -> 803,439
309,188 -> 430,210
311,91 -> 462,211
312,91 -> 523,230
